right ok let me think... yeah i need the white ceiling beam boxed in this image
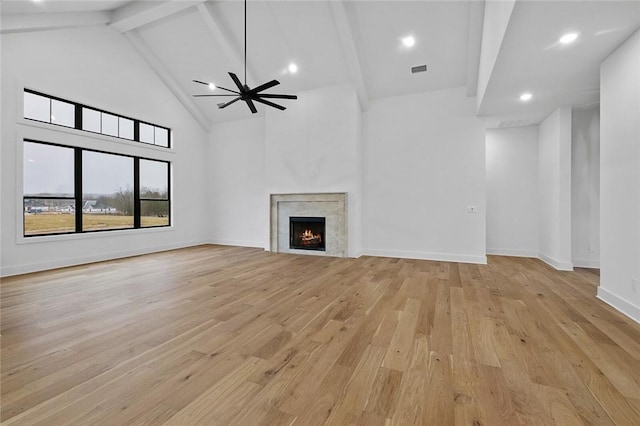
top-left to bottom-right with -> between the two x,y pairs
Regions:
1,11 -> 110,34
465,0 -> 485,97
195,1 -> 258,86
329,0 -> 370,111
110,0 -> 206,33
124,30 -> 212,132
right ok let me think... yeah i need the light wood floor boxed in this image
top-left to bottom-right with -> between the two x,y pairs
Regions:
2,245 -> 640,425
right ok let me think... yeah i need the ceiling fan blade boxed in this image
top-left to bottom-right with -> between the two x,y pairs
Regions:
218,97 -> 242,109
192,94 -> 238,97
245,98 -> 258,114
248,79 -> 280,94
253,97 -> 286,111
256,94 -> 297,100
229,72 -> 245,91
192,80 -> 239,94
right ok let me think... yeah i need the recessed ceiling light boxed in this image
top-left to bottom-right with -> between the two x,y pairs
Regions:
401,36 -> 415,48
288,63 -> 298,74
520,92 -> 533,102
208,83 -> 216,90
559,33 -> 578,44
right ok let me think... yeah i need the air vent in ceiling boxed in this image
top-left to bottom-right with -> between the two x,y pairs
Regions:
411,64 -> 427,74
497,119 -> 535,129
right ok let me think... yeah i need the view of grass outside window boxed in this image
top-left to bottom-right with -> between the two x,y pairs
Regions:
23,140 -> 170,237
82,151 -> 134,231
140,159 -> 170,227
23,142 -> 76,235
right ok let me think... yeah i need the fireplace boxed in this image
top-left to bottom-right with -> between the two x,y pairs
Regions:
270,193 -> 346,257
290,217 -> 325,251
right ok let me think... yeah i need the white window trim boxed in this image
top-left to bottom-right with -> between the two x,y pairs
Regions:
16,124 -> 175,245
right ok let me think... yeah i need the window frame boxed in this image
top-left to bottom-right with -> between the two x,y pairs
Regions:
22,139 -> 171,238
23,89 -> 172,149
138,159 -> 171,229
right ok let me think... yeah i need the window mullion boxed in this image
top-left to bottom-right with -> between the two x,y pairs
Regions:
134,158 -> 141,229
74,148 -> 83,232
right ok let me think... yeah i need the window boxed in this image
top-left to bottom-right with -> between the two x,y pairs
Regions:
23,142 -> 76,236
51,99 -> 75,128
23,140 -> 171,237
24,92 -> 51,122
82,108 -> 101,133
82,151 -> 134,232
101,113 -> 119,137
23,89 -> 171,148
140,159 -> 170,227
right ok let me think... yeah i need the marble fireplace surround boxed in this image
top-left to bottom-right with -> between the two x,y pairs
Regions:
270,193 -> 347,257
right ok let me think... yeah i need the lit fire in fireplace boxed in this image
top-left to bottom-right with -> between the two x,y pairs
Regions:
298,229 -> 322,246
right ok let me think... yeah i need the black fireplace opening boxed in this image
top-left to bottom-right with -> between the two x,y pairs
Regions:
290,216 -> 326,251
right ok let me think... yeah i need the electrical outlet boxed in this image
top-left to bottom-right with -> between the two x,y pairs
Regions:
632,277 -> 638,292
588,244 -> 595,254
467,206 -> 478,214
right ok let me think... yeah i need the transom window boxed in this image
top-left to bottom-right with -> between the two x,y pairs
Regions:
23,89 -> 171,148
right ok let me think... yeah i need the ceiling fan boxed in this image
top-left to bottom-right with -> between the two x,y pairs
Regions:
192,0 -> 297,114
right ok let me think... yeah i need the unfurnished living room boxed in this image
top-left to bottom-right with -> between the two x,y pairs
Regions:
1,0 -> 640,424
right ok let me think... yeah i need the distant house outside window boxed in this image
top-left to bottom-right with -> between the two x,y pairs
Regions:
23,140 -> 171,237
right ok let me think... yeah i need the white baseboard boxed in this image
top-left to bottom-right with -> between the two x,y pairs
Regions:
538,252 -> 574,271
0,240 -> 205,277
597,287 -> 640,324
572,258 -> 600,269
361,249 -> 487,265
209,238 -> 265,249
486,248 -> 538,258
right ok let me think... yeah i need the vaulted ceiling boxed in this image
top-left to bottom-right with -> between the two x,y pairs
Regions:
2,0 -> 640,129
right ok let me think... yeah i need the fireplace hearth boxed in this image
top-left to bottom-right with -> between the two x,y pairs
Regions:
290,217 -> 325,251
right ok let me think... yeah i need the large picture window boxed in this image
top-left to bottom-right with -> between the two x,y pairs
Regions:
23,140 -> 170,237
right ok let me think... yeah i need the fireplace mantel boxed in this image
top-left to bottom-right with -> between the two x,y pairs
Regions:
270,193 -> 347,257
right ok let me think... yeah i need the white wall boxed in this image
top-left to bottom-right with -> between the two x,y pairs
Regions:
265,84 -> 362,257
208,85 -> 486,263
363,87 -> 486,264
486,126 -> 538,257
538,107 -> 573,270
599,28 -> 640,322
207,84 -> 363,257
1,26 -> 208,276
208,116 -> 266,248
572,107 -> 600,268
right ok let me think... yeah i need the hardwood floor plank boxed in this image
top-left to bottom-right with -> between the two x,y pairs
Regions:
1,247 -> 639,425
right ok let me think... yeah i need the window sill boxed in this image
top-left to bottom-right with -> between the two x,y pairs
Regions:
17,225 -> 174,245
17,119 -> 175,155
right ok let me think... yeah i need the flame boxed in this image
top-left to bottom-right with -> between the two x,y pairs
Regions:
299,229 -> 322,245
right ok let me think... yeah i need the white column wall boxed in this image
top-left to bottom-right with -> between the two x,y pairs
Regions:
599,28 -> 640,323
486,126 -> 539,257
571,107 -> 600,268
538,107 -> 573,271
